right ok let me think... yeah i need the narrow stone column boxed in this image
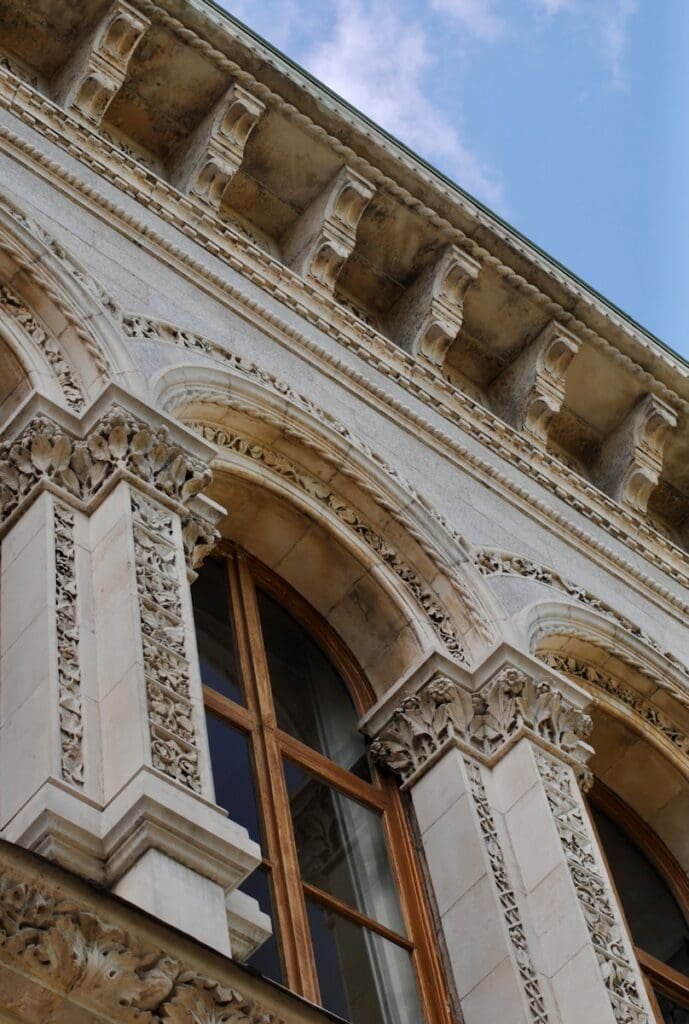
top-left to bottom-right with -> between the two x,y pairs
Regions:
0,386 -> 265,956
371,654 -> 656,1024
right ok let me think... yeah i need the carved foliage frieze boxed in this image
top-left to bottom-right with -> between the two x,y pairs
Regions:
535,751 -> 650,1024
0,281 -> 84,411
466,758 -> 550,1023
192,424 -> 467,663
130,493 -> 201,793
0,868 -> 284,1023
474,548 -> 689,679
540,651 -> 689,761
0,406 -> 211,531
54,502 -> 83,787
371,668 -> 591,784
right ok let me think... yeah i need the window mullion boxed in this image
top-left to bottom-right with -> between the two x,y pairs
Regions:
233,553 -> 321,1004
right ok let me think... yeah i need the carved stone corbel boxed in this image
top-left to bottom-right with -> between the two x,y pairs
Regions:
491,319 -> 580,441
385,244 -> 481,365
53,0 -> 149,125
281,165 -> 375,291
170,83 -> 265,208
370,664 -> 592,787
592,392 -> 678,514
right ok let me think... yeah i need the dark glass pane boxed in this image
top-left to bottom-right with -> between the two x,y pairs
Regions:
192,559 -> 244,704
206,712 -> 261,843
306,896 -> 423,1024
656,990 -> 689,1023
240,866 -> 284,985
284,759 -> 405,935
257,588 -> 369,777
592,808 -> 689,972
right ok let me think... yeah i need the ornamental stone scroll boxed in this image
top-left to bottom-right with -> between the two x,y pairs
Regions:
0,385 -> 266,959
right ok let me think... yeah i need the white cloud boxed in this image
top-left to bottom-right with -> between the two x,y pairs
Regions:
429,0 -> 505,40
532,0 -> 637,89
597,0 -> 637,90
303,0 -> 502,205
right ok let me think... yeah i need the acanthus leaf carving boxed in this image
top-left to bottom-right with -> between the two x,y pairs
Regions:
0,405 -> 212,550
536,751 -> 651,1024
474,548 -> 689,689
131,492 -> 202,794
189,423 -> 468,664
54,502 -> 83,788
371,668 -> 591,785
465,758 -> 550,1023
0,867 -> 284,1024
0,282 -> 84,411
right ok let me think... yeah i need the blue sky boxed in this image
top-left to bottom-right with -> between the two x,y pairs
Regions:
216,0 -> 689,357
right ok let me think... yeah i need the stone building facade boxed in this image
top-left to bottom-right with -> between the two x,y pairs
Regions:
0,1 -> 686,1022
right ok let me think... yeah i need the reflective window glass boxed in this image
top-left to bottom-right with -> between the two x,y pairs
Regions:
240,866 -> 284,984
192,559 -> 244,704
284,759 -> 405,936
206,712 -> 261,844
592,808 -> 689,973
306,897 -> 423,1024
257,588 -> 369,777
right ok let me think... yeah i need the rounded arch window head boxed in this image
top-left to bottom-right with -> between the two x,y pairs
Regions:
190,547 -> 452,1024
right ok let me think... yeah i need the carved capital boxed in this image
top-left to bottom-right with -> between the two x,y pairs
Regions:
0,392 -> 219,569
593,393 -> 678,514
370,666 -> 591,785
281,165 -> 375,290
491,319 -> 580,441
54,1 -> 149,125
171,83 -> 265,208
386,244 -> 481,364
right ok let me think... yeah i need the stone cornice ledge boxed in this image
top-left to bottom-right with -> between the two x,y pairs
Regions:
368,645 -> 593,789
0,837 -> 330,1024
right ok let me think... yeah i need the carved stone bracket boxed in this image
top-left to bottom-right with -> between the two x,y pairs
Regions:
0,388 -> 218,571
385,244 -> 481,365
491,320 -> 580,442
53,1 -> 149,125
281,165 -> 375,291
370,665 -> 592,787
593,393 -> 678,514
171,83 -> 265,208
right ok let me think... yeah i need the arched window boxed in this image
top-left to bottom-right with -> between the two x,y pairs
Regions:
590,785 -> 689,1022
192,547 -> 450,1024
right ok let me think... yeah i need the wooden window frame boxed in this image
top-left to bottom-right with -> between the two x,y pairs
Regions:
199,543 -> 452,1023
589,780 -> 689,1020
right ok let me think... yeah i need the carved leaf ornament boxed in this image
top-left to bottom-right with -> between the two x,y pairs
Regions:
371,668 -> 591,784
0,871 -> 284,1024
0,407 -> 211,526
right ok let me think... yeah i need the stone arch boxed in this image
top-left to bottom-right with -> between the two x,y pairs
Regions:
526,601 -> 689,875
152,360 -> 503,697
0,193 -> 141,421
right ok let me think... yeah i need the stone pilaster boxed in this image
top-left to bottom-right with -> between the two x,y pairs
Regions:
0,386 -> 266,957
371,653 -> 656,1024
